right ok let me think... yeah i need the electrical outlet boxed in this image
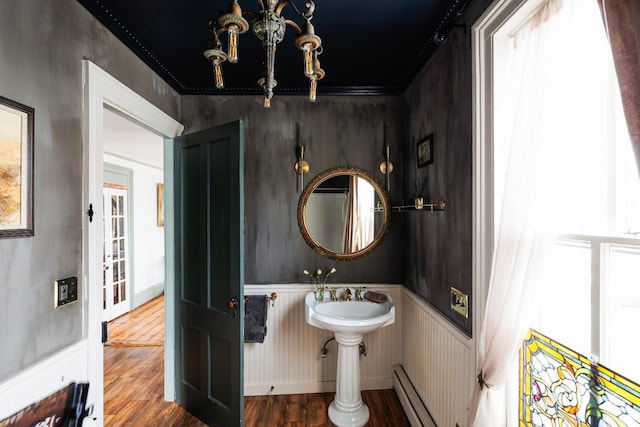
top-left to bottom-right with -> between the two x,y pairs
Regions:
450,286 -> 468,318
55,276 -> 78,308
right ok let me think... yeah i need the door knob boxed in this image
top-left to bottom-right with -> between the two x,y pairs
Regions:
227,298 -> 238,310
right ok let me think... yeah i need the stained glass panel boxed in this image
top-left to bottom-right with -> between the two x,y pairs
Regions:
520,329 -> 640,426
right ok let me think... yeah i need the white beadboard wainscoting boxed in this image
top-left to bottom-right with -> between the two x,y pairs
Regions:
244,284 -> 403,396
401,289 -> 474,427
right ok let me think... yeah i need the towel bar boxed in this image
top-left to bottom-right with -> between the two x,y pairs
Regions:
244,292 -> 278,307
266,292 -> 277,307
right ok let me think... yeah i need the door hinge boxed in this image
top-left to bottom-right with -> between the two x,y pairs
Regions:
102,321 -> 108,343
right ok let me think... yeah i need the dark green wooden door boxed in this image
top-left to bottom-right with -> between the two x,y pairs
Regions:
173,120 -> 244,426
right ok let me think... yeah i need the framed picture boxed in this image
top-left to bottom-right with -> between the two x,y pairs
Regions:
0,96 -> 34,238
157,183 -> 164,227
417,134 -> 434,168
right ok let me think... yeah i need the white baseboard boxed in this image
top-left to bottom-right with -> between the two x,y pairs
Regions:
0,341 -> 89,419
133,282 -> 164,309
244,377 -> 393,396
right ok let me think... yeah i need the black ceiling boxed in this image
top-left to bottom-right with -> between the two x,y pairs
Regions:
78,0 -> 471,96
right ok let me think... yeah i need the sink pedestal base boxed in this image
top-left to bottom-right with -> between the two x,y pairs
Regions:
328,332 -> 369,427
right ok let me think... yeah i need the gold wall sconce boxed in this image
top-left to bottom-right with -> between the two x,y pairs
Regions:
294,122 -> 309,191
378,123 -> 394,191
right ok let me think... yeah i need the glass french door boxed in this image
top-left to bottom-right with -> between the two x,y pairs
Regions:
102,186 -> 130,321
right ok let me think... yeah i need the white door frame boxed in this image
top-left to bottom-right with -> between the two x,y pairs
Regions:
82,60 -> 183,423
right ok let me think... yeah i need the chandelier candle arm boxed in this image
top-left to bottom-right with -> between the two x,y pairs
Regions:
218,0 -> 249,64
294,20 -> 321,77
203,23 -> 229,89
308,50 -> 324,101
213,60 -> 225,88
303,44 -> 313,76
227,24 -> 240,63
309,76 -> 317,102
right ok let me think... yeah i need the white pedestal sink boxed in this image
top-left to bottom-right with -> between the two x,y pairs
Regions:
305,290 -> 395,427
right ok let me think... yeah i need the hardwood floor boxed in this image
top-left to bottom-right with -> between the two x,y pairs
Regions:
104,296 -> 202,426
244,390 -> 410,427
104,345 -> 204,426
104,296 -> 410,426
105,295 -> 164,346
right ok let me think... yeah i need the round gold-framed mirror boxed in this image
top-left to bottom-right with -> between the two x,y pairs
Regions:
297,167 -> 390,261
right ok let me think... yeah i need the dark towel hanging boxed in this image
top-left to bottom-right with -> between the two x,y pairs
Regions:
244,295 -> 268,343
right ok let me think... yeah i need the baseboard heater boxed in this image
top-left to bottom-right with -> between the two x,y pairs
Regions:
393,364 -> 438,427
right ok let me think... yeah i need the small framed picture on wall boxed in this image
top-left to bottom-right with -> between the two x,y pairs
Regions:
157,183 -> 164,227
417,133 -> 434,168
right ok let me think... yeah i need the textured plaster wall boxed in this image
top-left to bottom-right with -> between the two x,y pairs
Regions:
181,95 -> 405,285
401,0 -> 493,335
0,0 -> 180,382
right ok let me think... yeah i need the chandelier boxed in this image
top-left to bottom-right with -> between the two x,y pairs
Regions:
204,0 -> 325,108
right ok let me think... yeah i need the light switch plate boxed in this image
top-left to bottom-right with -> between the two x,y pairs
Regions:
55,276 -> 78,308
450,286 -> 468,318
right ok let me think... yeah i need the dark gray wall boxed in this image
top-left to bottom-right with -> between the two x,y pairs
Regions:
0,0 -> 180,382
181,95 -> 405,284
401,0 -> 492,335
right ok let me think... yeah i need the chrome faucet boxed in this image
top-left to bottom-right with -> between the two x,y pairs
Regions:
343,287 -> 352,301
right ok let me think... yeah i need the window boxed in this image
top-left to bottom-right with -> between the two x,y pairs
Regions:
489,0 -> 640,422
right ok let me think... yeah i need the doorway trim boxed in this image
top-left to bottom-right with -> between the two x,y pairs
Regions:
82,60 -> 184,422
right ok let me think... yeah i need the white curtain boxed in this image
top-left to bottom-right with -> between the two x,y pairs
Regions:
468,0 -> 569,423
470,0 -> 636,422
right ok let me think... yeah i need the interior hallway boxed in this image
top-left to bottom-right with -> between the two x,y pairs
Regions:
104,295 -> 204,426
103,295 -> 410,426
